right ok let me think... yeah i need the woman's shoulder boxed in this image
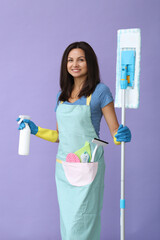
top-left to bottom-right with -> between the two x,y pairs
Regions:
91,82 -> 113,108
54,90 -> 62,112
56,90 -> 61,102
94,82 -> 112,96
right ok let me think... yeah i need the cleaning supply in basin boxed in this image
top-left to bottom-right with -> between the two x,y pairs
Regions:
66,153 -> 80,162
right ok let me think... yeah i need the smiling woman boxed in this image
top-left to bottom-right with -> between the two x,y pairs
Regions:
52,42 -> 131,240
17,41 -> 131,240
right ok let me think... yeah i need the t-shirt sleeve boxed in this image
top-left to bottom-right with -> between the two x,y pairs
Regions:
54,91 -> 61,112
99,83 -> 114,108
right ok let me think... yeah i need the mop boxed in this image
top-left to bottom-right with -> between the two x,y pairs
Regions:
115,28 -> 141,240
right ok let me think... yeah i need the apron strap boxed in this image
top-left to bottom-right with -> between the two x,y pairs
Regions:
56,159 -> 62,163
86,94 -> 92,105
60,94 -> 92,105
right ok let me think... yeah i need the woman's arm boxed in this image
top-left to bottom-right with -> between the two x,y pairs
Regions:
36,126 -> 58,142
102,101 -> 131,144
56,122 -> 59,143
102,101 -> 119,138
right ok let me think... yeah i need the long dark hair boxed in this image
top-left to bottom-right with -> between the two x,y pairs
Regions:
58,41 -> 101,101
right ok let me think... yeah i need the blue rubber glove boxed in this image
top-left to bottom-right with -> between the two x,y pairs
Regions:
114,124 -> 131,142
16,118 -> 38,135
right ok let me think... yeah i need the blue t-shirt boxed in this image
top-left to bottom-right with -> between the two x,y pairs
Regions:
55,83 -> 113,137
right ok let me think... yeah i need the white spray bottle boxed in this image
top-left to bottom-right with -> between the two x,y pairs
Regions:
18,115 -> 31,155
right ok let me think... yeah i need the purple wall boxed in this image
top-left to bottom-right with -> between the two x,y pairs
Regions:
0,0 -> 160,239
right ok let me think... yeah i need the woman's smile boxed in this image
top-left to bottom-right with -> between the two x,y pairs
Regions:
72,69 -> 81,72
67,48 -> 88,80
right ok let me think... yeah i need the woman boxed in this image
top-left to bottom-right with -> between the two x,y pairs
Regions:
17,41 -> 131,240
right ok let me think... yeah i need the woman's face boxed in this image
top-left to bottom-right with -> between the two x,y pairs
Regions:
67,48 -> 88,80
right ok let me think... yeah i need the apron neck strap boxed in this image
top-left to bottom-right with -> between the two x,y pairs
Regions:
86,94 -> 92,105
60,94 -> 92,105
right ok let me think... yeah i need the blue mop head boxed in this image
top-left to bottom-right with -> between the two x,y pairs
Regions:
115,28 -> 141,109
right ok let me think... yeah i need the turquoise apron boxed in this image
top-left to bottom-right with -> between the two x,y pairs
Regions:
55,94 -> 105,240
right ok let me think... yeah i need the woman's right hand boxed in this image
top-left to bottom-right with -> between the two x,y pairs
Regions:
16,118 -> 38,135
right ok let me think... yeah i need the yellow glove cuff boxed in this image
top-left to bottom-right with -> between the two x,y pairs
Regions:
35,126 -> 58,143
114,132 -> 121,145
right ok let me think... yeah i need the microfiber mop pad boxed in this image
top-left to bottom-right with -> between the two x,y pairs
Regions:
115,28 -> 141,109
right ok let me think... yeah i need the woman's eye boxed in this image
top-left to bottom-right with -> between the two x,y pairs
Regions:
67,58 -> 85,62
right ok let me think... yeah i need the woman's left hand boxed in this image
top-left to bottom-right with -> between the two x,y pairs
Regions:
114,124 -> 131,143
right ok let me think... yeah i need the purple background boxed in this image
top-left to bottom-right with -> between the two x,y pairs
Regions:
0,0 -> 160,239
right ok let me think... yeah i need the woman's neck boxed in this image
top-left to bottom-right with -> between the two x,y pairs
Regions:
73,77 -> 86,90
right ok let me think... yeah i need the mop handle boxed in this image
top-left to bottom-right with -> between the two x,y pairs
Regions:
121,89 -> 125,240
